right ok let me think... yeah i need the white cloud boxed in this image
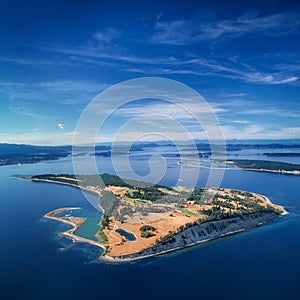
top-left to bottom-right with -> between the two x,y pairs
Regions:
272,76 -> 298,84
243,73 -> 298,85
126,56 -> 298,85
44,40 -> 298,86
231,120 -> 251,124
57,123 -> 65,130
152,12 -> 300,45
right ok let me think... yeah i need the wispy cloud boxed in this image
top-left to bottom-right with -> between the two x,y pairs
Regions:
240,108 -> 300,118
152,12 -> 300,45
95,124 -> 300,142
216,124 -> 300,140
127,57 -> 298,85
92,27 -> 121,44
0,55 -> 75,66
1,80 -> 108,105
242,74 -> 298,85
113,101 -> 226,120
42,25 -> 298,87
0,129 -> 75,145
231,120 -> 251,124
9,106 -> 52,120
43,43 -> 188,66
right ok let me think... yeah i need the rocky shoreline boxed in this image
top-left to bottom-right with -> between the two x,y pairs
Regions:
103,212 -> 281,262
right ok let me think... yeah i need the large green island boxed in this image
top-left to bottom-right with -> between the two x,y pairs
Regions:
27,174 -> 287,262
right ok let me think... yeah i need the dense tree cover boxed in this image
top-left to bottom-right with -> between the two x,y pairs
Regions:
98,231 -> 108,244
100,214 -> 109,229
140,225 -> 156,232
187,187 -> 204,203
201,204 -> 278,221
31,174 -> 79,186
141,231 -> 155,238
140,225 -> 156,238
232,159 -> 300,171
33,173 -> 172,193
125,186 -> 166,202
32,174 -> 75,179
187,187 -> 218,204
211,199 -> 235,209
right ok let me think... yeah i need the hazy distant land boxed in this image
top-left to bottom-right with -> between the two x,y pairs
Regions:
2,142 -> 300,166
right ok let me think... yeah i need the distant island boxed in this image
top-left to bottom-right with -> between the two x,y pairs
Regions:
0,144 -> 70,166
179,159 -> 300,175
23,174 -> 286,262
1,142 -> 300,167
263,153 -> 300,157
227,159 -> 300,175
0,143 -> 107,166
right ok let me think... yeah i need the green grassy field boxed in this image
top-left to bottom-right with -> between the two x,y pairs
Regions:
176,208 -> 204,217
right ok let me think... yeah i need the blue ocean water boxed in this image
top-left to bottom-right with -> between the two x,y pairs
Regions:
0,152 -> 299,300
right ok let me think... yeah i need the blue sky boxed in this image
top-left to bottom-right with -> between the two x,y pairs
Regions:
0,0 -> 299,145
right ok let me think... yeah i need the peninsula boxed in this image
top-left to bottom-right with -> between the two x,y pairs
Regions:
28,174 -> 286,262
179,159 -> 300,175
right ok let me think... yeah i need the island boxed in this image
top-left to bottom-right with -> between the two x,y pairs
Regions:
179,159 -> 300,175
263,153 -> 300,157
27,174 -> 287,262
225,159 -> 300,175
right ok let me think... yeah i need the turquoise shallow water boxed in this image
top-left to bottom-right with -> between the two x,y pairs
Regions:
55,208 -> 102,242
0,151 -> 299,300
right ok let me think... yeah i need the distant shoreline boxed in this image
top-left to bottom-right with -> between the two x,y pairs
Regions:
178,161 -> 300,176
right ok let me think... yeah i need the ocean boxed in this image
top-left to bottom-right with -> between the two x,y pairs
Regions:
0,148 -> 299,300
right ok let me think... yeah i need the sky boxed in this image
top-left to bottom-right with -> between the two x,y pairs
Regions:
0,0 -> 299,145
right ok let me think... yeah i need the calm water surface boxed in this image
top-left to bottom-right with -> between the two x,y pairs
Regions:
0,153 -> 299,300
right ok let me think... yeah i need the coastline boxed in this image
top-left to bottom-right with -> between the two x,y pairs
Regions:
44,208 -> 106,252
254,192 -> 289,216
13,176 -> 103,197
23,176 -> 288,263
45,201 -> 287,263
103,211 -> 286,263
178,161 -> 300,176
16,176 -> 288,216
101,193 -> 288,262
30,178 -> 102,196
100,229 -> 247,263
